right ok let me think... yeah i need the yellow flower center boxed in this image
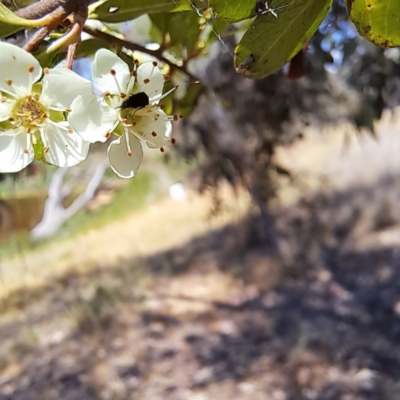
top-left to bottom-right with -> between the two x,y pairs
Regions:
12,94 -> 47,131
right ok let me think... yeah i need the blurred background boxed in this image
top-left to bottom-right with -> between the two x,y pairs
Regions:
1,1 -> 400,399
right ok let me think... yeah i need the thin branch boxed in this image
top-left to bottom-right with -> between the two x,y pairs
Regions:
82,25 -> 199,83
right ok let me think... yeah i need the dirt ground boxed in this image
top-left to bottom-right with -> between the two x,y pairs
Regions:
1,115 -> 400,400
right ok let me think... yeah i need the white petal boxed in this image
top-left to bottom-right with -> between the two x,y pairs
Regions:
0,100 -> 13,122
92,49 -> 130,95
0,131 -> 33,172
68,95 -> 117,143
134,109 -> 172,148
137,62 -> 164,101
41,123 -> 89,167
0,42 -> 41,97
107,133 -> 143,179
41,68 -> 93,109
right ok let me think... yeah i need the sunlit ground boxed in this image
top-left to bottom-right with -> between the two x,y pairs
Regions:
1,110 -> 400,399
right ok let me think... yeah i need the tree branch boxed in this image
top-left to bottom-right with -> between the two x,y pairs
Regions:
82,25 -> 199,83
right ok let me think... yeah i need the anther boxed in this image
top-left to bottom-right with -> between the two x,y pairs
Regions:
131,71 -> 137,77
173,115 -> 178,121
127,150 -> 133,156
8,117 -> 15,122
23,148 -> 29,154
105,132 -> 111,139
131,122 -> 136,127
163,75 -> 170,82
151,131 -> 157,137
104,91 -> 110,97
26,128 -> 31,133
152,61 -> 158,67
143,79 -> 150,84
27,65 -> 35,73
0,97 -> 6,103
5,79 -> 12,86
160,104 -> 166,109
171,138 -> 176,144
120,93 -> 126,98
134,59 -> 139,65
43,68 -> 49,74
110,69 -> 116,76
67,129 -> 73,134
160,147 -> 165,153
65,108 -> 71,113
44,146 -> 49,153
179,114 -> 184,119
121,118 -> 127,123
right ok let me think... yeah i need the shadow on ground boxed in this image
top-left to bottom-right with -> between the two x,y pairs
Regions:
1,174 -> 400,399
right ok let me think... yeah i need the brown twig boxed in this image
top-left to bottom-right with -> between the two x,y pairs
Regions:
82,25 -> 199,83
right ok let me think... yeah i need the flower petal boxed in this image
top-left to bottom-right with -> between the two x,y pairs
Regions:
41,123 -> 89,167
0,130 -> 33,172
92,49 -> 130,95
136,62 -> 164,101
107,133 -> 143,179
133,109 -> 172,148
41,68 -> 93,109
0,99 -> 13,122
0,42 -> 42,97
69,95 -> 117,143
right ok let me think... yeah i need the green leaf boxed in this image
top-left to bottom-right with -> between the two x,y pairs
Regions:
151,11 -> 200,54
346,0 -> 400,48
209,0 -> 255,23
234,0 -> 331,79
0,3 -> 43,39
89,0 -> 205,23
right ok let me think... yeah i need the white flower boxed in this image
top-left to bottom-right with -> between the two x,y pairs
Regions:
68,49 -> 178,179
0,42 -> 95,173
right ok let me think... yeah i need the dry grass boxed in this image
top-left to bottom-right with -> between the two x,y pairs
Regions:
0,186 -> 251,299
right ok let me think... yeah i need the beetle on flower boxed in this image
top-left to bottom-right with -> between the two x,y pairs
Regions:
68,49 -> 179,179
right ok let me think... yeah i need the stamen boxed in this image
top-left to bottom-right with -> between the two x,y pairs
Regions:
152,61 -> 158,67
171,138 -> 176,144
127,62 -> 138,94
27,65 -> 35,73
160,147 -> 165,153
105,131 -> 111,139
125,131 -> 132,155
110,69 -> 124,96
152,85 -> 178,103
151,131 -> 157,137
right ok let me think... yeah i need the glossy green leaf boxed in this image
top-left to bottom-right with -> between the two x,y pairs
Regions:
346,0 -> 400,48
89,0 -> 205,23
234,0 -> 331,79
209,0 -> 255,23
0,3 -> 43,39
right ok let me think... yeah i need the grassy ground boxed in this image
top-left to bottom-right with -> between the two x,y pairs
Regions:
1,112 -> 400,399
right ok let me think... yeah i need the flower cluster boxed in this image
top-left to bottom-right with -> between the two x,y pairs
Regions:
0,43 -> 178,178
